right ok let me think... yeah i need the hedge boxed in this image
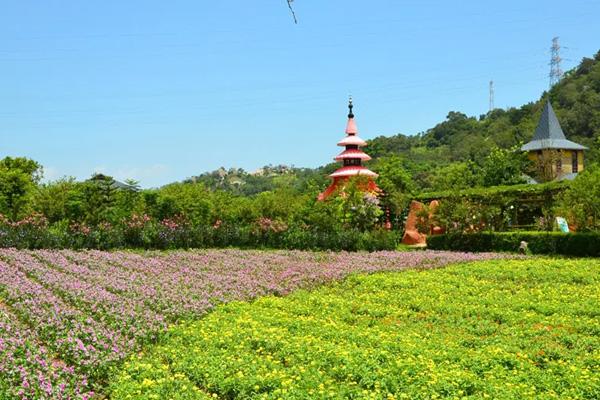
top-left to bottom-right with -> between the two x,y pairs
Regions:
0,223 -> 401,252
415,180 -> 569,202
427,231 -> 600,257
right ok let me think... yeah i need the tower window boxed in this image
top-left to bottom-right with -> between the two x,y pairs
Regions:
344,158 -> 361,167
572,151 -> 578,173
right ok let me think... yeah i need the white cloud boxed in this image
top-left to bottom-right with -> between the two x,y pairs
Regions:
42,166 -> 62,182
41,166 -> 79,183
40,164 -> 172,188
92,164 -> 171,187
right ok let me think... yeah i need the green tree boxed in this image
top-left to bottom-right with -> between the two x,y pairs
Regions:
114,179 -> 143,219
0,157 -> 43,219
299,197 -> 342,232
480,146 -> 528,187
0,157 -> 43,183
369,156 -> 415,225
371,155 -> 415,195
251,189 -> 306,223
430,162 -> 481,191
32,178 -> 86,223
555,165 -> 600,231
154,182 -> 214,224
81,174 -> 120,224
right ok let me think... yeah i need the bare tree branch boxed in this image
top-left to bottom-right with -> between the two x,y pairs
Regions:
287,0 -> 298,24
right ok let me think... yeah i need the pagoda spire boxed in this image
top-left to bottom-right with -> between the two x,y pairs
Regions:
348,96 -> 354,118
345,96 -> 358,135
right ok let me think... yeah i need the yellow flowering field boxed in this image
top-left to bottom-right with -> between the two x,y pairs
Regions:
110,258 -> 600,399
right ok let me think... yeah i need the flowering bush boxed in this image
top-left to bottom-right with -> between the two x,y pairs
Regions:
122,213 -> 155,248
0,213 -> 400,251
156,214 -> 193,249
333,189 -> 384,232
0,213 -> 54,248
255,217 -> 288,234
428,197 -> 508,233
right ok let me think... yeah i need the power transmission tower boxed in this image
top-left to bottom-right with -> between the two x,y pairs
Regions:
549,37 -> 563,88
489,80 -> 495,112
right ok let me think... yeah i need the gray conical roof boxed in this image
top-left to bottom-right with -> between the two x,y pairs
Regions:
533,101 -> 566,141
521,101 -> 587,151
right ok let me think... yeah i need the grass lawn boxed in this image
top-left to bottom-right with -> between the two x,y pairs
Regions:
111,258 -> 600,399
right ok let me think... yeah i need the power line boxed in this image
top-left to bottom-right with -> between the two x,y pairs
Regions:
286,0 -> 297,24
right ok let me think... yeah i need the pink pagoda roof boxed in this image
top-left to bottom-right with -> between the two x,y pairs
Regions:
337,135 -> 367,147
334,149 -> 372,161
329,166 -> 378,178
345,117 -> 358,135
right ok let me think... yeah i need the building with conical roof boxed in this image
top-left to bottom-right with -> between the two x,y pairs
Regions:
521,100 -> 587,180
318,98 -> 379,200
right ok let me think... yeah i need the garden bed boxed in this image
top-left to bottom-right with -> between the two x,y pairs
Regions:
0,249 -> 503,398
111,258 -> 600,399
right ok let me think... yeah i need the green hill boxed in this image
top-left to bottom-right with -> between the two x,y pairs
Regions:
188,50 -> 600,196
366,50 -> 600,190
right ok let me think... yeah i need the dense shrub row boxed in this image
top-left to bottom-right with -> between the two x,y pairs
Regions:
415,180 -> 569,203
0,215 -> 400,252
427,231 -> 600,257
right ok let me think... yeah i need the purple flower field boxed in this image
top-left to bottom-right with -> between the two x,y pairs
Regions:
0,249 -> 506,399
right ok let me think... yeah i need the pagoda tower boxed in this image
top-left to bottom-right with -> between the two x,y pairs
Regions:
318,98 -> 380,201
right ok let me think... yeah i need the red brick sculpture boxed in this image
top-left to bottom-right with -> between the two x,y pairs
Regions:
402,200 -> 444,245
402,200 -> 426,245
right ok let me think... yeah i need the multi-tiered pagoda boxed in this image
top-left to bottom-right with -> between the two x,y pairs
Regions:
318,98 -> 380,200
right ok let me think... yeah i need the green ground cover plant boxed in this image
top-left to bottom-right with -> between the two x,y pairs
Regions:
111,258 -> 600,399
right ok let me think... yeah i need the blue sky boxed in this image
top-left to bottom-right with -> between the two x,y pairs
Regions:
1,0 -> 599,187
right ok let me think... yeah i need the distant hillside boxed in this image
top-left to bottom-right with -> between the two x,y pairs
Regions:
187,50 -> 600,195
185,164 -> 331,196
366,49 -> 600,170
